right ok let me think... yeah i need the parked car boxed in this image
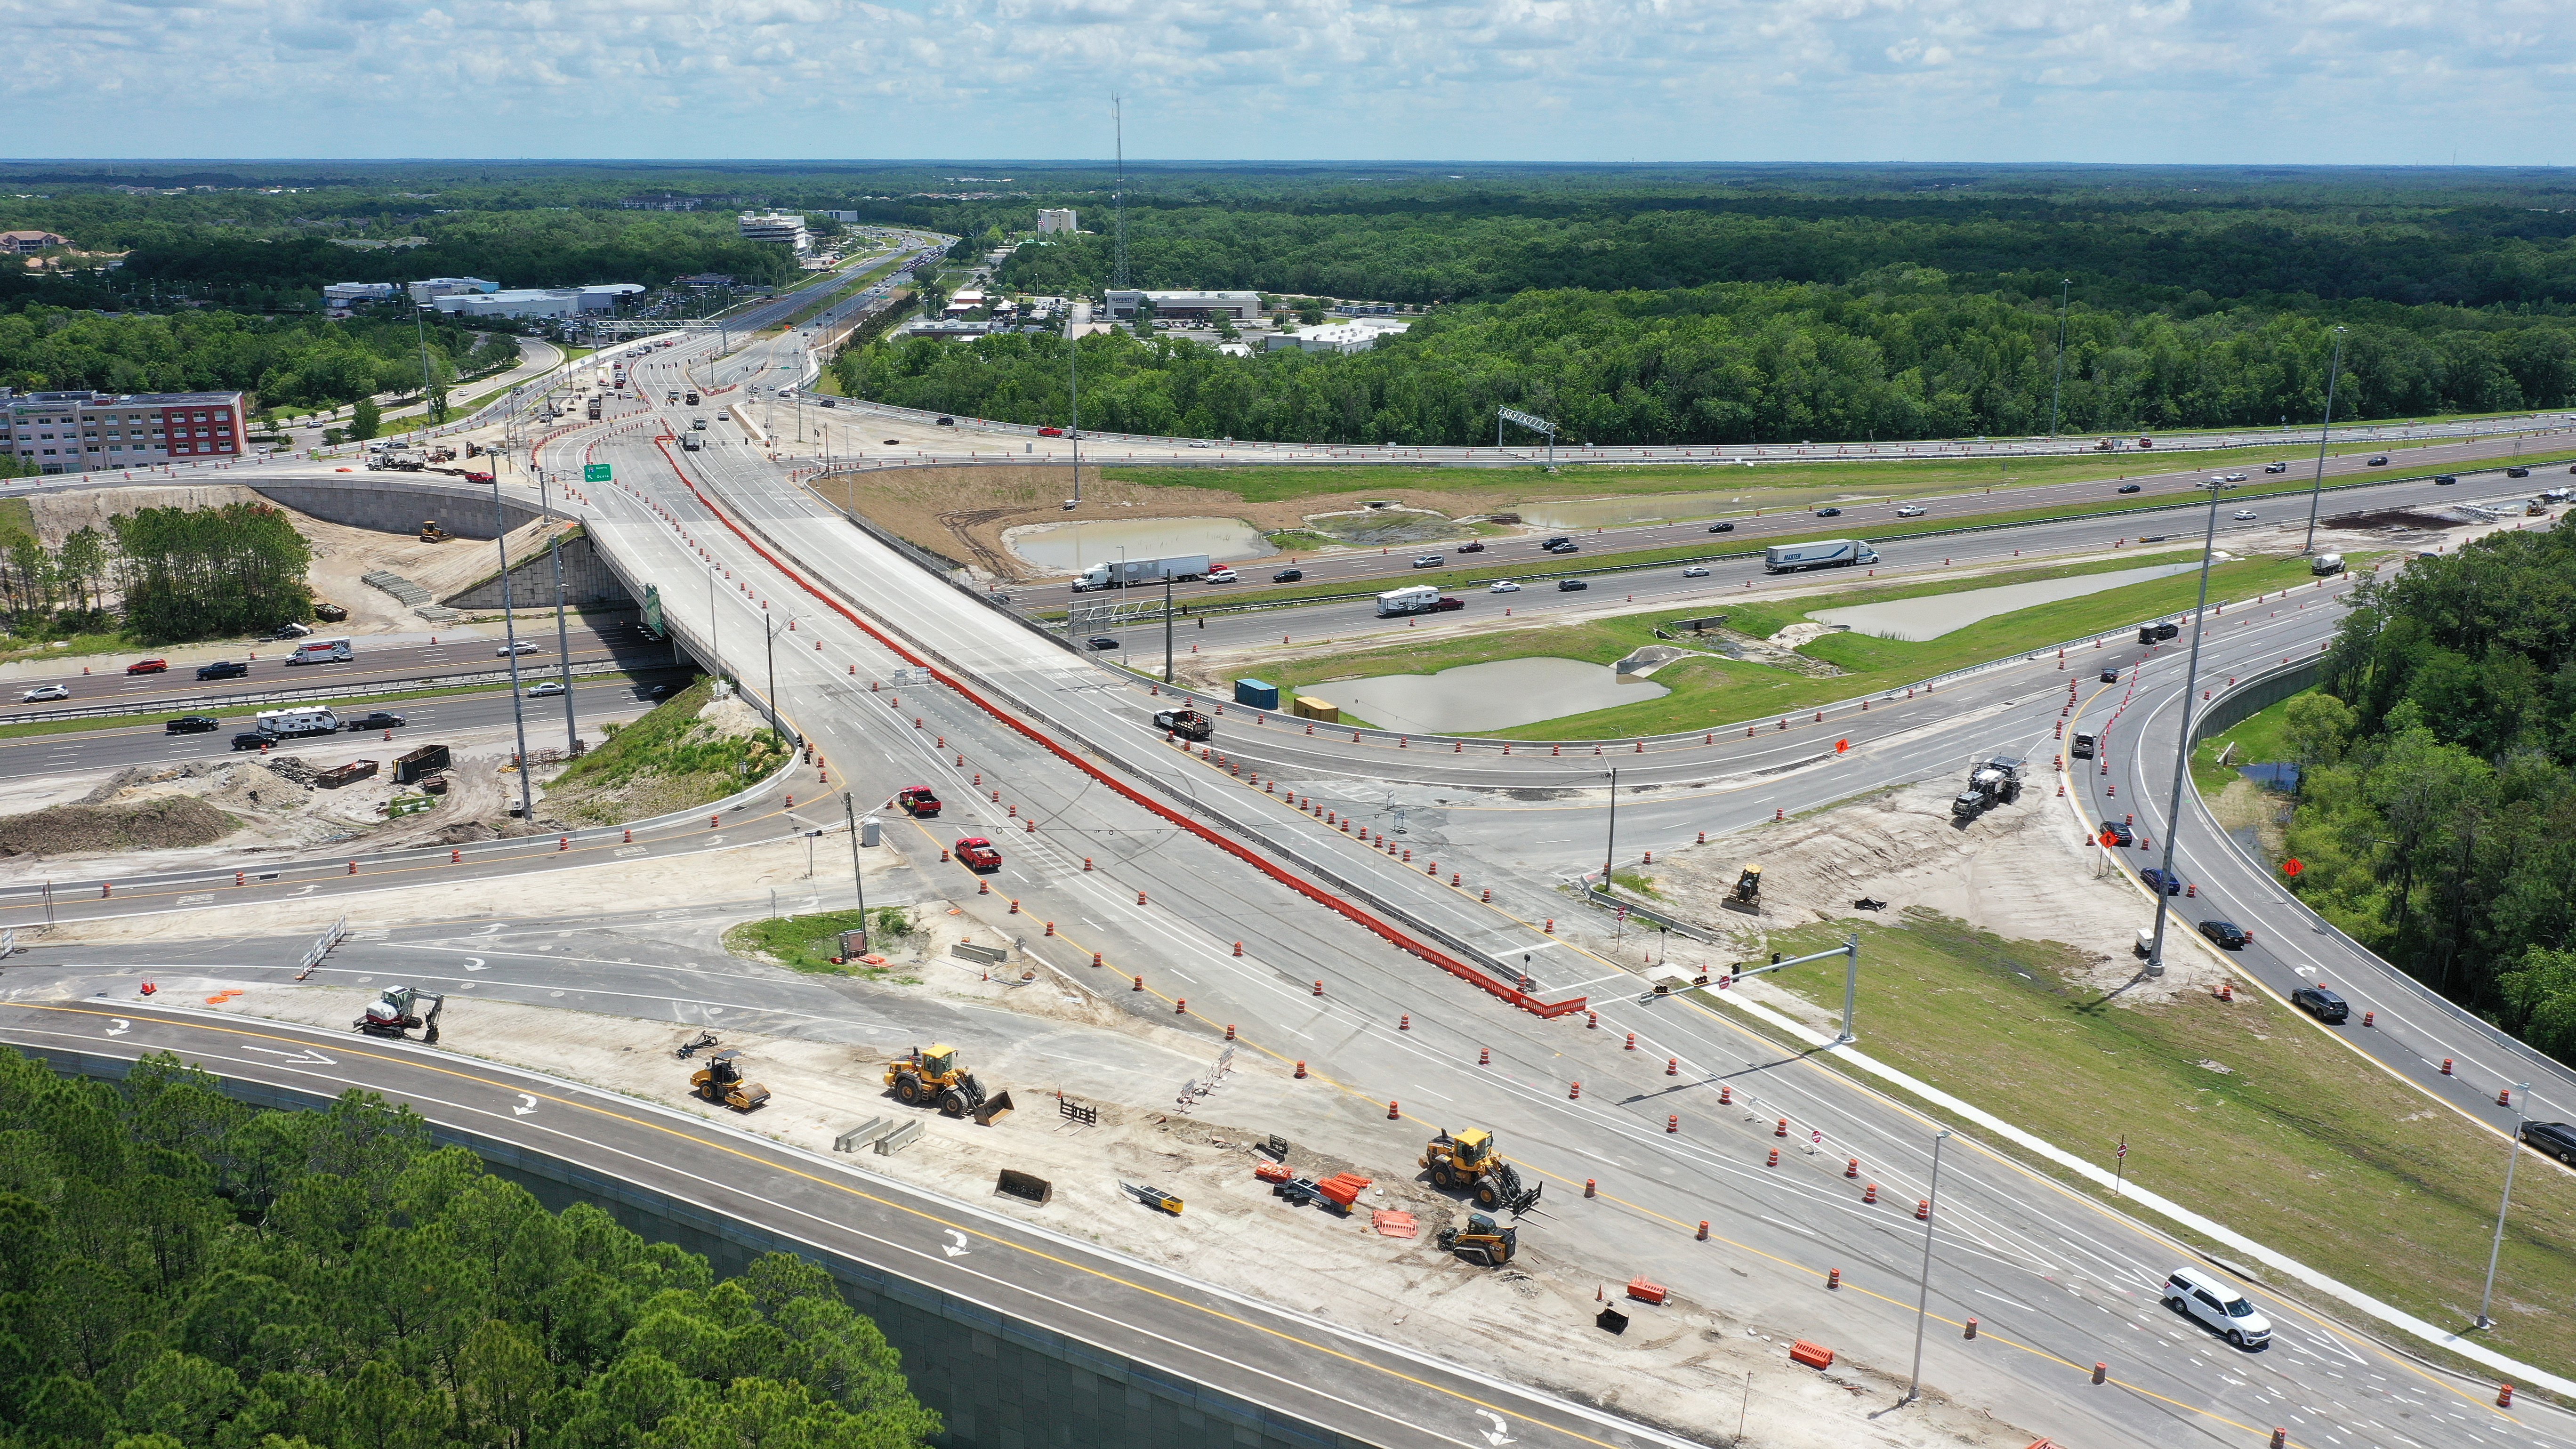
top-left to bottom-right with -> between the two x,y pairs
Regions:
1489,580 -> 1522,593
197,660 -> 249,681
2291,984 -> 2350,1023
1557,579 -> 1589,592
1412,555 -> 1444,569
2163,1266 -> 2271,1349
1682,565 -> 1711,578
276,622 -> 313,639
1272,569 -> 1304,583
344,712 -> 408,731
2099,820 -> 2134,847
1458,540 -> 1485,553
2367,455 -> 2389,466
499,640 -> 540,656
2117,483 -> 2142,493
1814,507 -> 1843,517
2264,461 -> 2290,473
1204,568 -> 1238,583
2141,868 -> 2183,895
2197,919 -> 2251,950
1708,521 -> 1736,532
164,716 -> 219,735
1895,505 -> 1926,517
20,684 -> 68,702
2520,1121 -> 2576,1165
524,681 -> 566,698
1085,636 -> 1119,651
126,658 -> 168,675
230,732 -> 270,751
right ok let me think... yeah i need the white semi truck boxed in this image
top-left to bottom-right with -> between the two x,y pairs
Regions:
1763,539 -> 1879,574
1069,555 -> 1211,591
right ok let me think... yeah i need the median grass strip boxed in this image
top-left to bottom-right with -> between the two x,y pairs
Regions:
778,254 -> 910,330
0,672 -> 673,744
1733,910 -> 2576,1379
722,906 -> 921,977
1243,550 -> 2327,739
543,677 -> 788,824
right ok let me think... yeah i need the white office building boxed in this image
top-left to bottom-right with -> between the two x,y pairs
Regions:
323,282 -> 401,304
406,277 -> 500,304
430,283 -> 643,320
1103,289 -> 1262,322
738,212 -> 812,253
1036,208 -> 1078,234
1262,320 -> 1411,355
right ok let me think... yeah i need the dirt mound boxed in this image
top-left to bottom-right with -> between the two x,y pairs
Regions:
81,759 -> 311,812
0,796 -> 232,857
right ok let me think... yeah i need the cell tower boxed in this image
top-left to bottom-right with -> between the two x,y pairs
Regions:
1112,93 -> 1129,290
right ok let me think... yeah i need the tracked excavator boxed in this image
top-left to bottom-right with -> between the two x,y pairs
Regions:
353,985 -> 445,1043
691,1049 -> 771,1112
1421,1128 -> 1542,1214
885,1044 -> 1014,1123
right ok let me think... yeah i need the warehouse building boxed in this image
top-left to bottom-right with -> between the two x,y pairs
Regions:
1261,319 -> 1410,355
407,276 -> 499,304
1103,289 -> 1262,322
430,283 -> 643,320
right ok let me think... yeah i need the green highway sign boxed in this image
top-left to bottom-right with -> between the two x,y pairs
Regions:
584,463 -> 612,483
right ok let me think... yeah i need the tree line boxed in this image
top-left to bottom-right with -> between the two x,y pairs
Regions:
2286,524 -> 2576,1063
837,275 -> 2576,447
0,1046 -> 940,1449
0,308 -> 517,414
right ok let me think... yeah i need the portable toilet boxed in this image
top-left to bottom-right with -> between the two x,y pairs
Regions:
1234,677 -> 1280,710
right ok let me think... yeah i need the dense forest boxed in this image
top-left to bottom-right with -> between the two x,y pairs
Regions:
2288,524 -> 2576,1063
0,1047 -> 939,1449
0,309 -> 517,413
839,277 -> 2576,445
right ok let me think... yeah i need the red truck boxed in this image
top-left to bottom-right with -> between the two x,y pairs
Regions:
954,837 -> 1001,871
896,786 -> 941,818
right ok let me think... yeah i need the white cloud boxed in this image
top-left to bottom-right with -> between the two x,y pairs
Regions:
0,0 -> 2571,161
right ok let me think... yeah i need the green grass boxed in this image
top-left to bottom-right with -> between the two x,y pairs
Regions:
1729,910 -> 2576,1378
2192,689 -> 2309,798
0,629 -> 138,666
0,497 -> 33,539
1262,551 -> 2329,738
545,676 -> 787,823
721,906 -> 918,975
778,255 -> 909,330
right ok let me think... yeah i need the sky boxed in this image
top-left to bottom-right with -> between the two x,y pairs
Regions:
14,0 -> 2576,163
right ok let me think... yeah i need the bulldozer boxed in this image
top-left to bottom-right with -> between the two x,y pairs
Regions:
1421,1128 -> 1542,1214
1722,862 -> 1762,914
353,985 -> 444,1044
419,519 -> 452,543
1436,1211 -> 1518,1267
885,1043 -> 1014,1124
691,1049 -> 771,1112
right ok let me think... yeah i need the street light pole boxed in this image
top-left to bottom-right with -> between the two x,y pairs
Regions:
539,473 -> 578,754
842,793 -> 871,950
490,483 -> 535,821
2143,482 -> 2226,980
1162,572 -> 1175,684
2476,1086 -> 2531,1330
2047,280 -> 2070,439
1904,1129 -> 1953,1405
2302,327 -> 2348,555
1602,765 -> 1619,893
1068,321 -> 1083,507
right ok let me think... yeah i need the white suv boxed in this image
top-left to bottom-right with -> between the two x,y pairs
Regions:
2163,1266 -> 2270,1347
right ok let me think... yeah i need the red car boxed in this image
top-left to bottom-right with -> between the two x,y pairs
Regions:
461,470 -> 495,484
1037,427 -> 1064,437
954,837 -> 1001,871
126,658 -> 168,675
896,786 -> 942,818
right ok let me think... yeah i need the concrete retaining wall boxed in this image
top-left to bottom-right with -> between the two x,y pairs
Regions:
442,530 -> 635,609
250,480 -> 550,540
26,1046 -> 1358,1449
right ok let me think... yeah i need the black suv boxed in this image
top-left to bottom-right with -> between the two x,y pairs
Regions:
2522,1121 -> 2576,1164
2291,985 -> 2350,1023
2433,474 -> 2457,485
1707,521 -> 1736,532
1272,569 -> 1304,583
164,716 -> 219,735
345,711 -> 408,731
229,731 -> 271,751
1557,579 -> 1589,592
2099,820 -> 2134,847
2506,466 -> 2531,479
2197,919 -> 2250,950
197,660 -> 249,681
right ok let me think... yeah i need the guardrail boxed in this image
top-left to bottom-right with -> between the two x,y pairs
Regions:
0,658 -> 660,728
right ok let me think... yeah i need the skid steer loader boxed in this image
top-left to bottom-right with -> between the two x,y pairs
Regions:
1436,1211 -> 1519,1267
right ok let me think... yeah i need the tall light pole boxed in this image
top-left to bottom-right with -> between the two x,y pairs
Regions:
1602,765 -> 1619,894
1903,1129 -> 1953,1405
414,304 -> 437,426
2047,280 -> 2071,439
2302,327 -> 2348,555
2476,1086 -> 2531,1330
2142,481 -> 2227,980
842,793 -> 871,948
1067,321 -> 1083,507
539,473 -> 578,755
490,483 -> 535,821
707,564 -> 721,684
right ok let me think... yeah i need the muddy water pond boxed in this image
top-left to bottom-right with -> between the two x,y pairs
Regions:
1005,517 -> 1275,573
1807,560 -> 2202,642
1306,656 -> 1668,735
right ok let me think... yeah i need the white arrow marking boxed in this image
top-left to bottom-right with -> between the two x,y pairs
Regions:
476,924 -> 504,935
513,1093 -> 539,1117
941,1230 -> 971,1258
290,884 -> 318,897
106,1020 -> 130,1036
239,1045 -> 336,1065
1476,1411 -> 1515,1446
461,957 -> 487,972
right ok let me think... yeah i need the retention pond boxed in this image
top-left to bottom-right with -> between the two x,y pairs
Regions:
1006,517 -> 1275,573
1807,559 -> 2203,642
1306,656 -> 1669,735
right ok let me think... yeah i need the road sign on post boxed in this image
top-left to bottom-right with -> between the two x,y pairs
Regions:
1497,406 -> 1557,467
583,463 -> 612,483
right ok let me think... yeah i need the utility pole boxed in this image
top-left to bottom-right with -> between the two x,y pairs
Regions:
2047,280 -> 2071,438
842,793 -> 871,948
2302,327 -> 2348,555
2142,482 -> 2227,980
490,483 -> 536,821
413,304 -> 437,425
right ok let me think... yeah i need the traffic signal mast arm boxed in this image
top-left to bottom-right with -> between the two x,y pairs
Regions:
1719,933 -> 1863,1045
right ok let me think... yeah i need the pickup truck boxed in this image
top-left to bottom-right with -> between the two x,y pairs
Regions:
1154,709 -> 1214,741
895,786 -> 942,817
953,837 -> 1001,871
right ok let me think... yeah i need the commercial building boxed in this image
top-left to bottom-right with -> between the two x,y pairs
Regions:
1036,208 -> 1078,234
677,273 -> 735,289
324,282 -> 401,304
737,212 -> 812,254
944,289 -> 988,316
1261,320 -> 1411,355
407,276 -> 499,304
0,230 -> 70,254
1102,289 -> 1262,322
430,283 -> 643,320
1,388 -> 247,474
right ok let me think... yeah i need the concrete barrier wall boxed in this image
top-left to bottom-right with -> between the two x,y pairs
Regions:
250,480 -> 550,540
2192,658 -> 2324,744
24,1046 -> 1358,1449
441,530 -> 635,609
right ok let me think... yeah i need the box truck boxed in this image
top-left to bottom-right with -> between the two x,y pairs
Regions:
1763,539 -> 1879,574
287,637 -> 353,664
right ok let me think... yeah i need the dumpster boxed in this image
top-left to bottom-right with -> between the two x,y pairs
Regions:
314,759 -> 379,789
1234,677 -> 1280,710
394,744 -> 451,784
1292,695 -> 1341,723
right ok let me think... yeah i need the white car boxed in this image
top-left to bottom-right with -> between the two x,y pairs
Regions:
2163,1266 -> 2270,1348
498,640 -> 540,656
524,681 -> 567,698
1682,566 -> 1711,578
21,684 -> 69,702
1895,505 -> 1927,517
1204,568 -> 1239,583
1187,440 -> 1213,449
2225,473 -> 2249,483
2232,510 -> 2258,521
1488,580 -> 1522,594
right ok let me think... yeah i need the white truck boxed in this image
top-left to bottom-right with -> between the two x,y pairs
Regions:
1375,584 -> 1441,617
1069,554 -> 1211,591
1763,539 -> 1879,574
286,636 -> 353,664
255,705 -> 342,737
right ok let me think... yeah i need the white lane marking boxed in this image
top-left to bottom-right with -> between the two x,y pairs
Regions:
240,1044 -> 336,1065
942,1229 -> 972,1257
105,1020 -> 129,1036
513,1093 -> 539,1116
